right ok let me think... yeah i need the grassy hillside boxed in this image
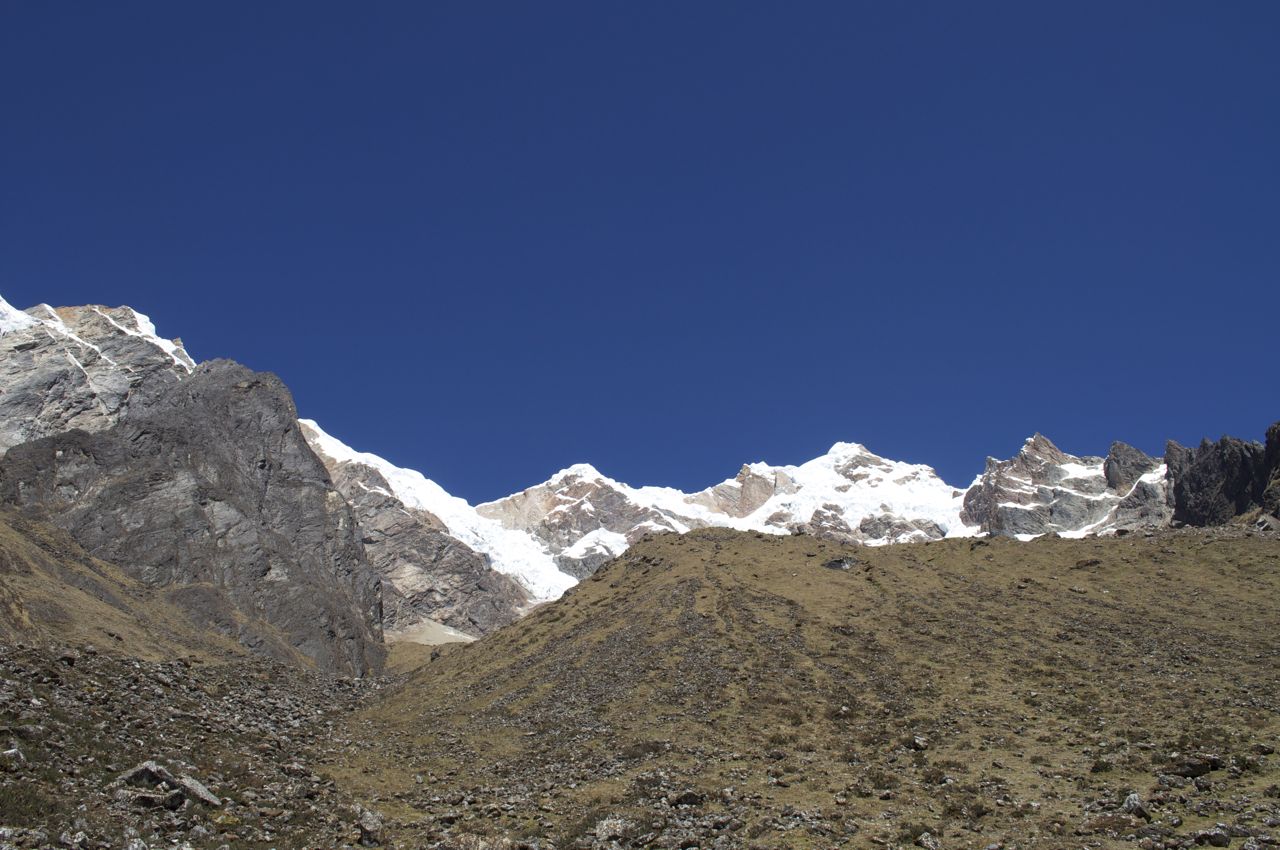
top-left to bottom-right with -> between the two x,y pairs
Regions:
341,527 -> 1280,849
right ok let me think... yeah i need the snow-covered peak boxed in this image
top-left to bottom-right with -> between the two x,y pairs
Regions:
720,444 -> 973,541
472,438 -> 979,583
546,462 -> 610,485
825,440 -> 872,457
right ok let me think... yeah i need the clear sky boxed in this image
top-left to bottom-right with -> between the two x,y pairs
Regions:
3,2 -> 1277,503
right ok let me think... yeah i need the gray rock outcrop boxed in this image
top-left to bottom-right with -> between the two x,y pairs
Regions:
0,361 -> 384,675
1104,441 -> 1160,492
689,464 -> 799,518
1265,422 -> 1280,519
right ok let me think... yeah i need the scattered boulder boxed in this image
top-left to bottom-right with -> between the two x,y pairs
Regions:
1195,826 -> 1231,847
357,806 -> 384,847
916,831 -> 942,850
1163,753 -> 1224,778
111,759 -> 221,808
1122,792 -> 1152,822
1,745 -> 24,771
595,815 -> 633,841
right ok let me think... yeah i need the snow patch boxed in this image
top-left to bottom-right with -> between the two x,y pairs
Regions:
562,528 -> 629,560
1058,461 -> 1104,480
0,295 -> 37,335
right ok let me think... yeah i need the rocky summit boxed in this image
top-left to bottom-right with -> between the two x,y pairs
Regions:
0,300 -> 193,453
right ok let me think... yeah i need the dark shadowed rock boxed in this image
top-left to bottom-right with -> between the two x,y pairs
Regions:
1165,431 -> 1270,526
0,361 -> 384,675
1264,422 -> 1280,519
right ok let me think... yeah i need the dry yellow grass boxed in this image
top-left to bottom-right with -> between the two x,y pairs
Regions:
340,527 -> 1280,848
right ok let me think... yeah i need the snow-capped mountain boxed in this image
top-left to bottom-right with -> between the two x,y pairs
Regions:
8,294 -> 1273,648
295,421 -> 982,619
474,441 -> 974,581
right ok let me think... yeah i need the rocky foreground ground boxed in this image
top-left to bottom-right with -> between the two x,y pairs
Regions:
1,527 -> 1278,850
0,645 -> 383,849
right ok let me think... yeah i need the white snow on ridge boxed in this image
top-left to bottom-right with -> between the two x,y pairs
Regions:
0,295 -> 194,373
0,296 -> 37,334
1058,461 -> 1104,480
298,419 -> 575,601
91,306 -> 195,372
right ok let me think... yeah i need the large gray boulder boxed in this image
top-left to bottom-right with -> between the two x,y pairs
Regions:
0,361 -> 384,675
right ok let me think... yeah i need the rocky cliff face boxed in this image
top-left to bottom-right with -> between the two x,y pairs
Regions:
960,435 -> 1170,538
0,298 -> 194,453
1165,424 -> 1280,527
0,361 -> 385,675
1265,423 -> 1280,521
300,421 -> 530,638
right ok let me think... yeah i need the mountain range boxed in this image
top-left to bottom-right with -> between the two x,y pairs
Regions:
1,294 -> 1277,671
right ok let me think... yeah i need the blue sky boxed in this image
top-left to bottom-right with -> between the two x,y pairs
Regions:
3,2 -> 1277,502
